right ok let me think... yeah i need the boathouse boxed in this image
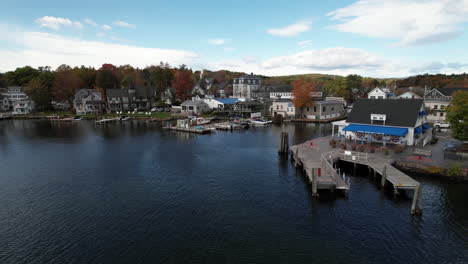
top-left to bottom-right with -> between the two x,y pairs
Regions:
332,99 -> 429,146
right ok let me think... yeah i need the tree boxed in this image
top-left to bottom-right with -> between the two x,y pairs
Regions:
4,66 -> 39,86
172,66 -> 193,102
25,67 -> 54,111
52,64 -> 82,107
446,91 -> 468,140
292,78 -> 320,109
96,64 -> 118,112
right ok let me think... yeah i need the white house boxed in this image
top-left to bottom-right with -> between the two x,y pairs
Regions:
423,87 -> 468,122
367,87 -> 394,99
0,95 -> 10,112
333,99 -> 429,146
1,86 -> 28,101
398,91 -> 421,99
181,100 -> 210,115
12,100 -> 34,115
270,99 -> 344,120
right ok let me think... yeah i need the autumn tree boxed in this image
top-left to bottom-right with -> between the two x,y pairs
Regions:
446,91 -> 468,140
96,64 -> 118,112
172,65 -> 193,102
292,79 -> 320,117
52,64 -> 82,107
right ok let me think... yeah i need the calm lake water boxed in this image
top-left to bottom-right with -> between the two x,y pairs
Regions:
0,120 -> 467,264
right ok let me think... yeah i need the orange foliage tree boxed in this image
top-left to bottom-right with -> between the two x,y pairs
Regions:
292,78 -> 320,109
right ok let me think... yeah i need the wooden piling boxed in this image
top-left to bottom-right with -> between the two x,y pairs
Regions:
278,132 -> 289,155
311,168 -> 318,197
380,166 -> 387,188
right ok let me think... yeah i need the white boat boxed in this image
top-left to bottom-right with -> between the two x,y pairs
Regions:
250,119 -> 272,126
120,116 -> 131,121
195,117 -> 212,125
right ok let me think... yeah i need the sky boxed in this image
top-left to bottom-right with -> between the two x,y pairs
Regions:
1,0 -> 468,77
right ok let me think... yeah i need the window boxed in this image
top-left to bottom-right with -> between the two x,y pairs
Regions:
276,105 -> 279,110
440,112 -> 444,117
441,105 -> 445,110
280,105 -> 283,110
378,96 -> 383,99
331,107 -> 334,111
434,105 -> 438,109
323,106 -> 326,112
314,106 -> 317,112
188,106 -> 194,110
370,96 -> 375,99
433,113 -> 437,116
307,106 -> 310,111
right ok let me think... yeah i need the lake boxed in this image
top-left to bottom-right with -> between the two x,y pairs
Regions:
0,120 -> 466,263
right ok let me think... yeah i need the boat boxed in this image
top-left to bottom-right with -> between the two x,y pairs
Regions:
72,116 -> 82,121
250,119 -> 272,126
195,117 -> 212,125
120,116 -> 131,121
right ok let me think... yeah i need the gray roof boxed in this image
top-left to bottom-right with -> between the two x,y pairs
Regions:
266,84 -> 292,93
436,88 -> 468,96
315,100 -> 342,105
181,100 -> 208,106
107,89 -> 129,97
347,99 -> 423,127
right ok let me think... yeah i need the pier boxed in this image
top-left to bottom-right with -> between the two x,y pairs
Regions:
290,136 -> 423,215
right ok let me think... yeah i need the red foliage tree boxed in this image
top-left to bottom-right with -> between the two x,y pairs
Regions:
172,70 -> 194,102
292,78 -> 319,108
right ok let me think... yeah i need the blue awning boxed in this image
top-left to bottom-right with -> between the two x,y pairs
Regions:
422,123 -> 430,130
343,124 -> 408,136
414,127 -> 423,134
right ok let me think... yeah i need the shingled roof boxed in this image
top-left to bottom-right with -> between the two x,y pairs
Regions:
347,99 -> 424,127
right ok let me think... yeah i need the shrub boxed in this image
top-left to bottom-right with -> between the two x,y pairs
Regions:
448,163 -> 462,177
426,166 -> 446,174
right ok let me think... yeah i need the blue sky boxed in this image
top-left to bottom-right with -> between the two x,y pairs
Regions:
1,0 -> 468,77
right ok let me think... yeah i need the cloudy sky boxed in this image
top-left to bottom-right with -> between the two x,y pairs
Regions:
1,0 -> 468,77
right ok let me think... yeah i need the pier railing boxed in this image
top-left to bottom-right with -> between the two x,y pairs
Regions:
321,151 -> 339,182
337,150 -> 368,163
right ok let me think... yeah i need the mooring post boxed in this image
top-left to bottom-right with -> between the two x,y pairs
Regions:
353,163 -> 357,176
393,185 -> 399,199
411,184 -> 420,215
380,166 -> 387,188
311,168 -> 318,197
294,147 -> 299,167
278,132 -> 289,155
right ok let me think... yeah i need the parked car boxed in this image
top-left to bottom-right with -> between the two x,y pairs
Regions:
434,121 -> 450,129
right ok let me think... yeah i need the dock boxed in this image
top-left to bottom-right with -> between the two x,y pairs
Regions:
290,136 -> 423,214
95,117 -> 120,124
169,126 -> 213,134
0,114 -> 12,120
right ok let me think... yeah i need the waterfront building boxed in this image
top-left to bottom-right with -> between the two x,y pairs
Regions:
12,100 -> 34,115
1,86 -> 28,101
181,100 -> 210,115
0,94 -> 10,112
268,85 -> 293,99
107,89 -> 131,112
271,99 -> 344,120
367,87 -> 395,99
233,73 -> 263,99
424,87 -> 468,122
73,89 -> 104,115
333,99 -> 429,146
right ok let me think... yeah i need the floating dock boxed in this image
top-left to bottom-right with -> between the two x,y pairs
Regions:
169,126 -> 213,134
290,136 -> 422,215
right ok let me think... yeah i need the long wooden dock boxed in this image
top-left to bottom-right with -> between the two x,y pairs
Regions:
169,126 -> 213,134
290,136 -> 422,214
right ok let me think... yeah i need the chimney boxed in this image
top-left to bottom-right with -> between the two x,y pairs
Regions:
251,72 -> 253,75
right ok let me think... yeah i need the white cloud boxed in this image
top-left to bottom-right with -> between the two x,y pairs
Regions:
35,16 -> 83,30
84,18 -> 98,27
113,21 -> 135,28
102,24 -> 111,31
267,20 -> 311,37
328,0 -> 468,46
297,40 -> 312,47
0,26 -> 198,72
223,47 -> 235,51
208,38 -> 226,45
